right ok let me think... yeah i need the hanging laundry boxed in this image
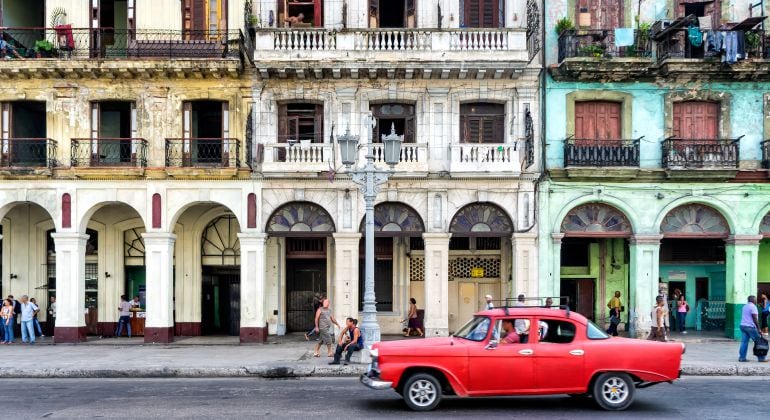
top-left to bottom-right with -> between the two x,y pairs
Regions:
722,31 -> 738,64
687,25 -> 703,47
614,28 -> 635,47
706,31 -> 720,52
736,30 -> 745,59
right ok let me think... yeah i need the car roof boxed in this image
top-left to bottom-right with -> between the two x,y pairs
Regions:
475,307 -> 590,324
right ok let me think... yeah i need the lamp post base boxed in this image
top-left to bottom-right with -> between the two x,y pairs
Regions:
360,311 -> 381,345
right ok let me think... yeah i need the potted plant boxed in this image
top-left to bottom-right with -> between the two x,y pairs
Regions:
248,14 -> 260,27
555,17 -> 574,36
745,31 -> 760,58
33,39 -> 55,58
579,44 -> 604,58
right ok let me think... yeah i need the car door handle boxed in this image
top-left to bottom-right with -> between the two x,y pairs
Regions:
569,349 -> 585,356
518,349 -> 534,356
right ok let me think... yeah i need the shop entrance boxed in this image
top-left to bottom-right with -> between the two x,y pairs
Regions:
560,278 -> 596,320
201,266 -> 240,336
286,258 -> 326,332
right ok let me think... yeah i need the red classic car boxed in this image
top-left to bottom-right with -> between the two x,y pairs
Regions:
361,305 -> 684,411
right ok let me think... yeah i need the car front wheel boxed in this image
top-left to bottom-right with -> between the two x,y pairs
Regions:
402,373 -> 442,411
591,372 -> 635,411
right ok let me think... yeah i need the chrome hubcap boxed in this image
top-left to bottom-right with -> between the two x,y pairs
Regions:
408,379 -> 437,407
601,377 -> 628,404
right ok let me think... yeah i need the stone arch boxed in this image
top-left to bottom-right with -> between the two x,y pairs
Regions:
659,203 -> 731,238
449,202 -> 514,237
266,201 -> 336,236
201,214 -> 241,266
551,195 -> 640,235
358,202 -> 425,237
752,203 -> 770,236
167,200 -> 243,233
0,193 -> 59,231
77,198 -> 148,235
761,213 -> 770,237
560,202 -> 633,237
654,197 -> 736,237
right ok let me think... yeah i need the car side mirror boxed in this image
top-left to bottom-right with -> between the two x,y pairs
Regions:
485,340 -> 498,350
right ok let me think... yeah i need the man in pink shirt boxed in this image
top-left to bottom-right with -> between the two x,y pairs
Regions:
500,319 -> 520,344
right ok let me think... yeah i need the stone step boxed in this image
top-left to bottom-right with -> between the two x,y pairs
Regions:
349,349 -> 371,364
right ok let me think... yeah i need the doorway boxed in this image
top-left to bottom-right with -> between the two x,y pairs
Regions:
201,266 -> 240,336
286,259 -> 327,332
561,279 -> 595,320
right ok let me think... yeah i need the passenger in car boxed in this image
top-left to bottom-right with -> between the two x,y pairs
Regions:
500,319 -> 520,344
515,318 -> 530,343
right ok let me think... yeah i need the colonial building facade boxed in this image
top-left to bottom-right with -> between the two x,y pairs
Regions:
0,0 -> 542,343
542,0 -> 770,338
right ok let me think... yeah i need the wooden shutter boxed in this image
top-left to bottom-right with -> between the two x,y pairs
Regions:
221,102 -> 229,138
277,104 -> 288,143
491,113 -> 504,143
575,101 -> 621,140
91,102 -> 100,139
369,0 -> 379,28
314,0 -> 323,27
464,0 -> 499,28
405,0 -> 416,28
673,101 -> 719,140
405,116 -> 415,143
314,104 -> 323,143
127,0 -> 136,36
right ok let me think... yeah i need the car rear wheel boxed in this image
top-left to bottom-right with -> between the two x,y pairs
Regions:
402,373 -> 442,411
592,372 -> 635,411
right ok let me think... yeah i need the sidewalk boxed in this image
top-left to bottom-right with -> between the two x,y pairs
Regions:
0,333 -> 765,378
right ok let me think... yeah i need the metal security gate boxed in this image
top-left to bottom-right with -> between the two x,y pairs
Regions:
286,259 -> 326,332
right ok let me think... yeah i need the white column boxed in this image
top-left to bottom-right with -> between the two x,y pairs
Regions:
423,232 -> 451,337
512,231 -> 538,298
550,233 -> 565,298
239,232 -> 268,342
333,233 -> 362,323
142,232 -> 176,343
725,235 -> 763,339
628,234 -> 662,339
52,233 -> 88,343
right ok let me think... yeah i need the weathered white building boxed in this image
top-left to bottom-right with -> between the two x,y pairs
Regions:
0,0 -> 541,343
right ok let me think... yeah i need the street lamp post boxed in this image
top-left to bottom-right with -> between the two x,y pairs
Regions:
338,122 -> 403,345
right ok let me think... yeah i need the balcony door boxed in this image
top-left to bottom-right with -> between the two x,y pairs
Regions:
369,0 -> 416,28
574,101 -> 621,143
90,0 -> 135,57
673,101 -> 719,139
1,101 -> 47,167
371,103 -> 414,143
677,0 -> 720,29
182,0 -> 227,38
460,103 -> 504,144
183,101 -> 230,165
278,0 -> 323,27
91,102 -> 136,165
576,0 -> 623,30
462,0 -> 504,28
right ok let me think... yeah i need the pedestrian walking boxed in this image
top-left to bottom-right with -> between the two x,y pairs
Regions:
648,296 -> 667,342
313,298 -> 340,358
606,291 -> 622,336
29,298 -> 43,337
485,294 -> 494,310
739,295 -> 767,363
19,295 -> 38,345
304,293 -> 323,341
47,296 -> 57,337
329,318 -> 364,365
676,294 -> 689,334
404,298 -> 424,337
115,295 -> 132,338
0,298 -> 12,343
759,294 -> 769,335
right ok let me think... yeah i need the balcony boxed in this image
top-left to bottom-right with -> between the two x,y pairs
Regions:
253,28 -> 529,79
0,138 -> 56,171
0,28 -> 246,79
662,137 -> 741,176
165,138 -> 241,169
552,29 -> 653,81
71,138 -> 147,168
370,143 -> 428,173
449,143 -> 520,175
564,138 -> 640,168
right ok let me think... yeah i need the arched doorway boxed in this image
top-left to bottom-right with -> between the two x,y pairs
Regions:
267,201 -> 335,333
659,203 -> 729,332
560,203 -> 632,324
201,214 -> 241,336
448,202 -> 513,332
358,202 -> 425,331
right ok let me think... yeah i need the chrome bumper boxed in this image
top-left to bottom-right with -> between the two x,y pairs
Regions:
360,373 -> 393,390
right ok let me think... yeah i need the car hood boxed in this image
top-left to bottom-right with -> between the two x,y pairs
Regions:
375,337 -> 462,351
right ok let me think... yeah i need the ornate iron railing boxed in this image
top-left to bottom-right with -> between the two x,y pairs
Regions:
71,138 -> 147,167
165,138 -> 240,168
558,29 -> 652,62
662,137 -> 741,169
564,137 -> 641,167
655,27 -> 766,63
0,138 -> 57,168
0,27 -> 244,60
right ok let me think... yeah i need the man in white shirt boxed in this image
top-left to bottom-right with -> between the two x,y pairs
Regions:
19,295 -> 38,345
115,295 -> 132,338
485,295 -> 494,310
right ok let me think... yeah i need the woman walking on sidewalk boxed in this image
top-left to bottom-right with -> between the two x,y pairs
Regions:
404,298 -> 424,337
677,294 -> 689,334
760,294 -> 769,335
1,298 -> 14,344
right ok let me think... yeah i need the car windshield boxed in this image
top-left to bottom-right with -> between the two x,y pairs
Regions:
454,316 -> 491,342
587,320 -> 610,340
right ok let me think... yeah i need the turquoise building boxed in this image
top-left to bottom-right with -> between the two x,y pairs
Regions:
541,0 -> 770,338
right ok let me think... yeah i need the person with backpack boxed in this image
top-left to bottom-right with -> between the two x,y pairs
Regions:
606,291 -> 622,336
739,295 -> 767,363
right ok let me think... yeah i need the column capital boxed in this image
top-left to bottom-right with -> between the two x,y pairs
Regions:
551,233 -> 565,244
629,234 -> 663,245
51,232 -> 89,242
725,235 -> 764,246
512,231 -> 538,241
333,232 -> 363,242
237,232 -> 268,241
141,232 -> 177,244
422,232 -> 452,243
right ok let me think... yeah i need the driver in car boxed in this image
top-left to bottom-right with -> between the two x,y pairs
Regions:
500,319 -> 521,344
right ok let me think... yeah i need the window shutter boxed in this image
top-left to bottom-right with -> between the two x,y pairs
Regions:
314,0 -> 323,27
492,114 -> 504,143
183,102 -> 192,139
91,102 -> 100,140
1,103 -> 9,140
127,0 -> 136,36
193,0 -> 206,32
465,0 -> 480,27
221,102 -> 229,138
405,116 -> 415,143
130,102 -> 137,138
406,0 -> 416,28
314,104 -> 324,143
369,0 -> 379,28
277,104 -> 288,143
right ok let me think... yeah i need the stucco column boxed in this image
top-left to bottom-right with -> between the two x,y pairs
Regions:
423,232 -> 451,337
512,232 -> 538,298
550,233 -> 565,298
52,233 -> 89,343
628,234 -> 662,339
332,233 -> 362,323
239,233 -> 268,343
142,232 -> 176,344
725,235 -> 763,339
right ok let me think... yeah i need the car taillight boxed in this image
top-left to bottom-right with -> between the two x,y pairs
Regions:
681,343 -> 686,355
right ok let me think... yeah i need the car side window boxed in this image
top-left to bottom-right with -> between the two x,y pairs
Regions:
495,318 -> 531,344
538,319 -> 576,344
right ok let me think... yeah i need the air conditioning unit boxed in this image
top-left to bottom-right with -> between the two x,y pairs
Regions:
651,20 -> 672,36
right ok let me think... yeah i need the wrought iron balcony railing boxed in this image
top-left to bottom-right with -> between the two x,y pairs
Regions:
654,25 -> 766,63
558,29 -> 652,62
662,137 -> 742,169
0,138 -> 57,168
564,137 -> 641,167
0,27 -> 244,60
71,138 -> 147,167
165,138 -> 240,168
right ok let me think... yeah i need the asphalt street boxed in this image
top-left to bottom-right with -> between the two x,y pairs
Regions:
2,377 -> 764,418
